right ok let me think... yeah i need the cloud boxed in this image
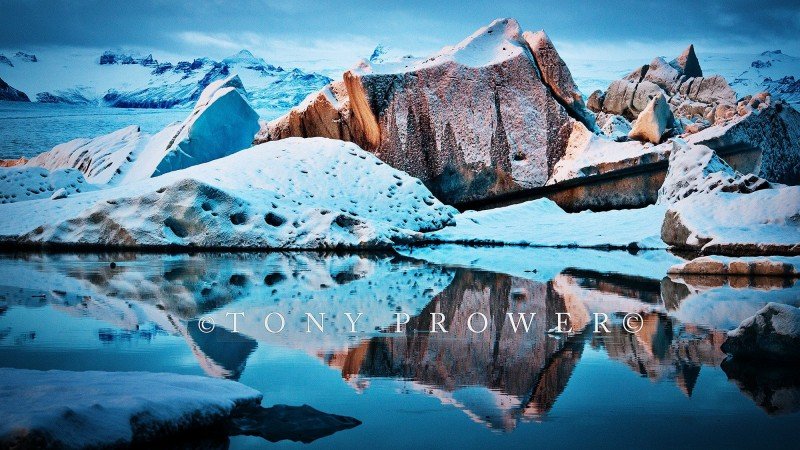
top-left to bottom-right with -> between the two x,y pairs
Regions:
1,0 -> 797,75
176,32 -> 244,51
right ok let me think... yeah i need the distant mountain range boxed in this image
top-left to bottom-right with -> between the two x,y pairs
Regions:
0,48 -> 331,119
0,46 -> 797,119
725,50 -> 800,105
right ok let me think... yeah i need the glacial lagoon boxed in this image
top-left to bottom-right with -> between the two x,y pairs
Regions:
0,248 -> 798,447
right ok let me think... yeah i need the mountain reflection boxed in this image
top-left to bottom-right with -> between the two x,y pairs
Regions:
0,252 -> 798,426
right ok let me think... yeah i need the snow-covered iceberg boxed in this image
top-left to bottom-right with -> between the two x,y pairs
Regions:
25,125 -> 152,186
0,138 -> 456,248
23,75 -> 260,187
124,75 -> 260,180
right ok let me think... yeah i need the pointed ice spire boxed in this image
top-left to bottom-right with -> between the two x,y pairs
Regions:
369,44 -> 388,63
670,44 -> 702,78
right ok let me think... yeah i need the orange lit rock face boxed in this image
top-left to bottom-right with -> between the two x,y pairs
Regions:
0,157 -> 27,167
259,19 -> 579,205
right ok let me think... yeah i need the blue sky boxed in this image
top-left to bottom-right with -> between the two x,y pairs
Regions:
1,0 -> 798,73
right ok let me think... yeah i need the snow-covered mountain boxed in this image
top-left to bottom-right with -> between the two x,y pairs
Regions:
723,50 -> 800,105
0,48 -> 331,119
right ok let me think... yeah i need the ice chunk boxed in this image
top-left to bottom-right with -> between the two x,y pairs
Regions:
662,185 -> 800,255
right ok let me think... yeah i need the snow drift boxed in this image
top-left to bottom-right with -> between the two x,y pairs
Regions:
0,166 -> 96,204
421,198 -> 667,249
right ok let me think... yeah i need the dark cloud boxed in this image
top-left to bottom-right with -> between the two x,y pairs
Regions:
1,0 -> 798,62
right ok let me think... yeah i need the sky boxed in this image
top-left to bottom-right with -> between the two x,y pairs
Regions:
1,0 -> 799,74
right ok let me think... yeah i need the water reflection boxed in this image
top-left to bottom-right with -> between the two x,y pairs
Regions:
721,358 -> 800,415
0,250 -> 799,436
322,269 -> 736,430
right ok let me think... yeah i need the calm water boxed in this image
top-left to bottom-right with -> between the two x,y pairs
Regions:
1,248 -> 799,448
0,103 -> 190,159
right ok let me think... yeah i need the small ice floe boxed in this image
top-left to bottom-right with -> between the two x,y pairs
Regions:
721,302 -> 800,362
0,368 -> 360,448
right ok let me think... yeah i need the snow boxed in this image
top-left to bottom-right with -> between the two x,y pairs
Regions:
669,280 -> 800,331
201,256 -> 453,353
595,112 -> 632,140
352,18 -> 527,75
562,49 -> 800,107
423,198 -> 667,249
668,186 -> 800,250
685,110 -> 743,143
0,165 -> 97,203
368,44 -> 416,65
25,125 -> 151,185
726,302 -> 800,339
0,252 -> 454,356
768,302 -> 800,336
0,138 -> 457,248
0,368 -> 261,448
724,50 -> 800,105
657,141 -> 754,204
548,121 -> 668,184
0,47 -> 155,105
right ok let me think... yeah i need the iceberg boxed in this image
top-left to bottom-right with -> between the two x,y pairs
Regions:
0,138 -> 456,249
